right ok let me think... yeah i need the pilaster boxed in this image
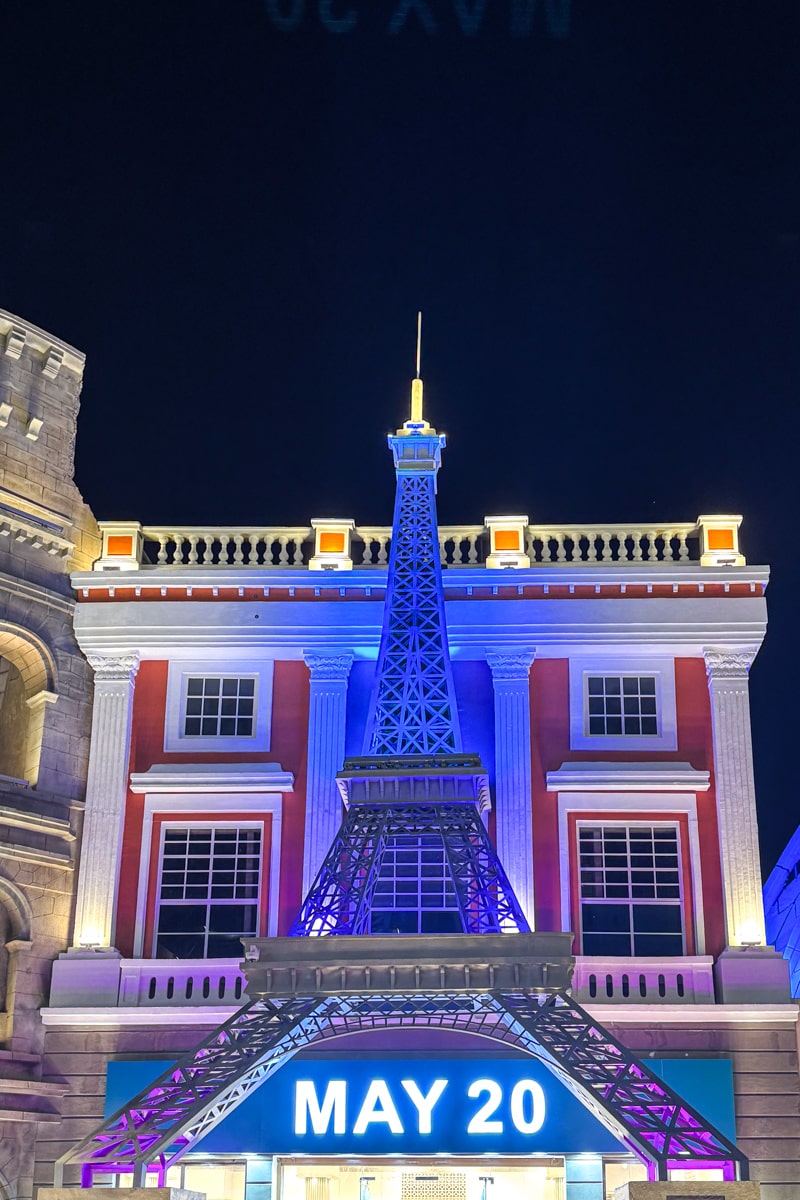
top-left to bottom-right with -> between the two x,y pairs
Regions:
302,652 -> 353,895
704,646 -> 765,947
71,652 -> 139,950
487,648 -> 536,927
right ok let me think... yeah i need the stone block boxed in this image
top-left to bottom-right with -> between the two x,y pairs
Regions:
616,1185 -> 761,1199
715,948 -> 791,1004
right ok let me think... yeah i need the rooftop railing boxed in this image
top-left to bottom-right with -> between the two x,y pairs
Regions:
91,515 -> 746,571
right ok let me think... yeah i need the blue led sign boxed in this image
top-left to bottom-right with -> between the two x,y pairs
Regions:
106,1054 -> 735,1158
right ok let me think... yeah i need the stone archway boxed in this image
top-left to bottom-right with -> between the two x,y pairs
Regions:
0,624 -> 57,786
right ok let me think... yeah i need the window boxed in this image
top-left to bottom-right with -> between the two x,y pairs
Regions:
578,824 -> 684,956
183,676 -> 255,738
586,675 -> 658,736
155,825 -> 262,958
370,835 -> 462,935
568,658 -> 677,751
164,659 -> 274,752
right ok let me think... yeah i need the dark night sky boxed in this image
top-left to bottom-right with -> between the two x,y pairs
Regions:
1,1 -> 799,871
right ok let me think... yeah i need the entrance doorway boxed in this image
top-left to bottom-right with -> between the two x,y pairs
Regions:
277,1158 -> 565,1200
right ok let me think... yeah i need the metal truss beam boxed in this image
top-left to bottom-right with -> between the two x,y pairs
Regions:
289,802 -> 530,936
62,989 -> 747,1186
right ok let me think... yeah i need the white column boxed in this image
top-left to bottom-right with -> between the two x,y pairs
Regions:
704,645 -> 766,947
487,649 -> 536,928
302,652 -> 353,895
72,652 -> 139,950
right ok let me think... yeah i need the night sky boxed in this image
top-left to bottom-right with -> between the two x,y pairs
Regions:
2,2 -> 799,871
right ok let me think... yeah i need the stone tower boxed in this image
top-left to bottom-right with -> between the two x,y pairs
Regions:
0,310 -> 98,1199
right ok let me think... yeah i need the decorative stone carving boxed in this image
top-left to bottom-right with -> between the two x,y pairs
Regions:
704,646 -> 758,680
3,326 -> 26,359
304,653 -> 355,682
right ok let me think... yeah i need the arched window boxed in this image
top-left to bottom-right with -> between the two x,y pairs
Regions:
0,627 -> 57,787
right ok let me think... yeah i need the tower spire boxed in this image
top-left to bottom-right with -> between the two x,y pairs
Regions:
403,310 -> 431,434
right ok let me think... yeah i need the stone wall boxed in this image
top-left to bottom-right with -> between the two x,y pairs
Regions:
611,1016 -> 800,1199
0,311 -> 98,1200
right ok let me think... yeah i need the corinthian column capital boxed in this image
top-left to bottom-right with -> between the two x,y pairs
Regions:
486,648 -> 536,682
304,652 -> 354,682
86,652 -> 141,683
703,645 -> 758,683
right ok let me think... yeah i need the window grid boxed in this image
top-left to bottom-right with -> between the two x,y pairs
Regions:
370,834 -> 460,935
155,825 -> 262,958
578,824 -> 685,957
586,674 -> 658,737
183,676 -> 256,738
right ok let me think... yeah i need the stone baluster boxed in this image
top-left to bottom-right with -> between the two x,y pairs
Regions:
487,649 -> 536,927
704,646 -> 766,946
302,653 -> 354,897
72,653 -> 140,951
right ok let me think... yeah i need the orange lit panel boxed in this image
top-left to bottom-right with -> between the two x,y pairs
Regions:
494,529 -> 520,551
107,535 -> 134,556
319,531 -> 346,553
707,528 -> 734,550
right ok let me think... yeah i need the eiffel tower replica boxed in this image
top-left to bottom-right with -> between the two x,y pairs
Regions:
58,329 -> 749,1190
291,330 -> 527,938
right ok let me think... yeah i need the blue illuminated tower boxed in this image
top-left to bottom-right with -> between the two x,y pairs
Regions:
291,324 -> 529,937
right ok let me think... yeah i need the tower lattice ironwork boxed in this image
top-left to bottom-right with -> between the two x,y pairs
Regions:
291,348 -> 529,937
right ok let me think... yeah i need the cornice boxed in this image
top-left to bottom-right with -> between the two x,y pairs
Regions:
129,763 -> 295,793
0,309 -> 85,377
546,761 -> 711,793
0,570 -> 74,616
71,563 -> 771,591
39,1000 -> 800,1030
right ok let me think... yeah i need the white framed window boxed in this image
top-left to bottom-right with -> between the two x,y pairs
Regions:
164,659 -> 274,752
553,784 -> 706,956
155,824 -> 262,959
569,657 -> 677,751
369,834 -> 461,935
577,822 -> 685,956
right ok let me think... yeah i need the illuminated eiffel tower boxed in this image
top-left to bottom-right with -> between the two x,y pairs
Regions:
291,317 -> 528,937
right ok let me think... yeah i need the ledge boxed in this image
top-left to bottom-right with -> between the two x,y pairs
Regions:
130,762 -> 295,793
546,761 -> 711,792
243,931 -> 575,996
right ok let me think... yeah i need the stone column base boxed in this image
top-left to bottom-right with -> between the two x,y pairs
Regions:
616,1183 -> 760,1199
714,946 -> 791,1003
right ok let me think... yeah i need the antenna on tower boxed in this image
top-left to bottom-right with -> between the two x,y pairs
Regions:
409,310 -> 425,427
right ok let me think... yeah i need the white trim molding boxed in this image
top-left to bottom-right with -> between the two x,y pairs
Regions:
568,655 -> 677,752
547,761 -> 710,793
132,790 -> 284,956
130,763 -> 294,794
164,658 -> 274,753
556,790 -> 706,956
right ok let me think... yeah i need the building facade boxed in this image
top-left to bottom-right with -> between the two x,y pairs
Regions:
0,310 -> 792,1199
0,310 -> 99,1198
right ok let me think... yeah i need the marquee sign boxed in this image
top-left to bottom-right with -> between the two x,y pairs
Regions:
106,1054 -> 735,1158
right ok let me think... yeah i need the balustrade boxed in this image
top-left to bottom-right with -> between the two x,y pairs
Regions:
118,959 -> 247,1008
571,956 -> 715,1005
121,521 -> 702,570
